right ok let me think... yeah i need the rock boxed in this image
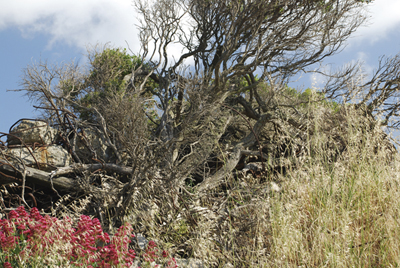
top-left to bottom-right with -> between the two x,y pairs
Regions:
242,162 -> 263,173
135,233 -> 149,250
130,233 -> 205,268
6,145 -> 73,170
130,257 -> 205,268
270,181 -> 281,192
7,120 -> 58,145
74,128 -> 113,162
175,258 -> 205,268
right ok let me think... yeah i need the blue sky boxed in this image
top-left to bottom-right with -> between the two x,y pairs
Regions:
1,0 -> 400,135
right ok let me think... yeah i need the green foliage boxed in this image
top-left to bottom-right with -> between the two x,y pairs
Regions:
283,86 -> 341,113
234,75 -> 341,114
86,48 -> 142,99
73,47 -> 160,124
76,48 -> 139,121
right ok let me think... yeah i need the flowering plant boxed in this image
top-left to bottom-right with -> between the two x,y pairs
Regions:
0,206 -> 176,268
140,240 -> 177,268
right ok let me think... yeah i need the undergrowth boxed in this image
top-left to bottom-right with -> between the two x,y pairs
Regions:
2,106 -> 399,267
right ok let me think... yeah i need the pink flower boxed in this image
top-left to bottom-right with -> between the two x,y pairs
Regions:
0,207 -> 142,267
162,250 -> 168,258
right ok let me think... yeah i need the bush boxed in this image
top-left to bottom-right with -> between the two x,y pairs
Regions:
0,206 -> 176,268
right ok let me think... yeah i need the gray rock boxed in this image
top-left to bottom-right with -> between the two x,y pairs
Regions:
130,233 -> 205,268
7,120 -> 58,145
7,145 -> 72,170
175,258 -> 205,268
130,258 -> 205,268
135,233 -> 149,250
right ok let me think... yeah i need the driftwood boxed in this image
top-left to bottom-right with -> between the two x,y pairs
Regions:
0,159 -> 134,192
0,159 -> 76,191
50,163 -> 133,177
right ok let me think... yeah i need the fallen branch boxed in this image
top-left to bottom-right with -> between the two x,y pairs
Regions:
49,163 -> 133,177
0,159 -> 76,191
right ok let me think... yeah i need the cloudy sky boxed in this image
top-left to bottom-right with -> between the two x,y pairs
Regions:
1,0 -> 400,134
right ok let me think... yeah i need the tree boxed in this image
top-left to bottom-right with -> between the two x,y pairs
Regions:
6,0 -> 399,264
131,0 -> 370,192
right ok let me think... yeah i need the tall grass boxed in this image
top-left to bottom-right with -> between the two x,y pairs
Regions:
265,110 -> 400,267
169,104 -> 400,267
267,154 -> 400,267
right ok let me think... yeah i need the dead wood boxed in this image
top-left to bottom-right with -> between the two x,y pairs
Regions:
0,159 -> 76,191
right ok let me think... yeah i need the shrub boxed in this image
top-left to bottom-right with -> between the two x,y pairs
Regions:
0,206 -> 175,268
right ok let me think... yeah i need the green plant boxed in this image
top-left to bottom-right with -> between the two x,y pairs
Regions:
78,47 -> 143,121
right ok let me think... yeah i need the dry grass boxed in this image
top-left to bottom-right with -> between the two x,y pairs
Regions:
262,105 -> 400,267
267,151 -> 400,267
133,104 -> 400,267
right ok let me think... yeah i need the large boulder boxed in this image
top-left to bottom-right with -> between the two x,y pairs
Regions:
7,120 -> 58,145
2,120 -> 72,171
6,145 -> 72,170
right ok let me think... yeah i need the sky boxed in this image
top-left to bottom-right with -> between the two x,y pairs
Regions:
1,0 -> 400,135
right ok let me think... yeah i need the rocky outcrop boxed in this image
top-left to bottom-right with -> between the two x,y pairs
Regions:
7,120 -> 58,146
6,145 -> 72,170
3,120 -> 115,170
4,120 -> 72,170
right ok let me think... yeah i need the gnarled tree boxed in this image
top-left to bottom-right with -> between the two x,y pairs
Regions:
5,0 -> 400,264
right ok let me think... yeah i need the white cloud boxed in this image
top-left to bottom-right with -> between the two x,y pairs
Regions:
0,0 -> 196,66
0,0 -> 141,52
2,0 -> 397,68
351,0 -> 400,44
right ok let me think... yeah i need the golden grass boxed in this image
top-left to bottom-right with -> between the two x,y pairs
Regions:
264,133 -> 400,267
173,105 -> 400,267
267,153 -> 400,267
